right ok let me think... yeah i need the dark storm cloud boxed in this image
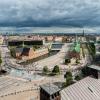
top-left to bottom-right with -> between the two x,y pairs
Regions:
0,0 -> 100,27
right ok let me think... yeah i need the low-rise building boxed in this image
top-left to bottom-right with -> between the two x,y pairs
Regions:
40,84 -> 61,100
8,35 -> 45,46
54,36 -> 63,42
45,36 -> 54,42
95,43 -> 100,53
61,76 -> 100,100
15,47 -> 48,60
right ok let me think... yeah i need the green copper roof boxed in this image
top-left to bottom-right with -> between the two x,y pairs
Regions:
75,42 -> 80,52
70,41 -> 80,52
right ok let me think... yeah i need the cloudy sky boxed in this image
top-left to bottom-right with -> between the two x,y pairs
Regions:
0,0 -> 100,33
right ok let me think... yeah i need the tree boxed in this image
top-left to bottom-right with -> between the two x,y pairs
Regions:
52,65 -> 60,74
64,71 -> 73,86
43,66 -> 49,74
75,75 -> 81,81
65,58 -> 70,64
66,76 -> 73,86
0,58 -> 2,65
90,43 -> 96,57
0,58 -> 2,70
76,59 -> 80,64
64,71 -> 72,78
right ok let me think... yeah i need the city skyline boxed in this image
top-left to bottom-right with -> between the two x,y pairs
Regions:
0,27 -> 100,34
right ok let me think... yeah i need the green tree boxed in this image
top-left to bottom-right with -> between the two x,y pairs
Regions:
90,43 -> 96,56
65,59 -> 70,64
0,58 -> 2,70
64,71 -> 73,86
76,59 -> 80,64
43,66 -> 49,74
64,71 -> 72,78
52,65 -> 60,74
66,76 -> 73,86
0,58 -> 2,64
75,75 -> 81,81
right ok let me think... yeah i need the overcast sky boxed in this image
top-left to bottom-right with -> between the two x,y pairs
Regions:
0,0 -> 100,33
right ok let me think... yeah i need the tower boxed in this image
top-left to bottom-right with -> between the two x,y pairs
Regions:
83,30 -> 85,37
75,34 -> 78,42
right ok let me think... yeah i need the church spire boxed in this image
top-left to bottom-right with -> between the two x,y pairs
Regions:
75,33 -> 78,42
83,30 -> 85,37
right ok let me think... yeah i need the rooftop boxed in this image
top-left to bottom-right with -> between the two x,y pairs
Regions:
88,65 -> 100,71
40,83 -> 60,95
61,76 -> 100,100
8,36 -> 43,42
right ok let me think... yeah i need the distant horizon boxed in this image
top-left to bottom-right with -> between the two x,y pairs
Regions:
0,27 -> 100,34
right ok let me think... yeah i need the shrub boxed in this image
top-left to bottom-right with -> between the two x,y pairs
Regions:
66,76 -> 73,86
52,65 -> 60,74
65,59 -> 70,64
76,59 -> 80,64
75,75 -> 81,81
0,58 -> 2,70
64,71 -> 72,78
0,58 -> 2,65
43,66 -> 49,74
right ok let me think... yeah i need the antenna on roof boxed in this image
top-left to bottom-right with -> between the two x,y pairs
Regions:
88,86 -> 99,99
88,87 -> 93,93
